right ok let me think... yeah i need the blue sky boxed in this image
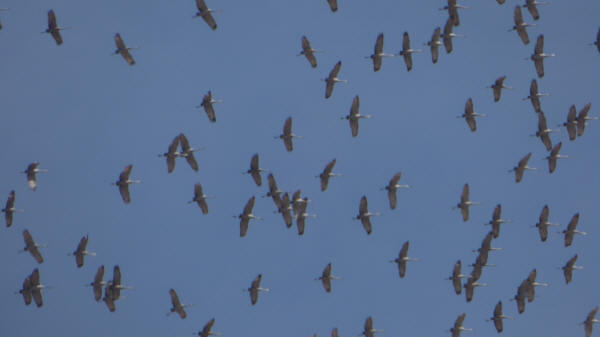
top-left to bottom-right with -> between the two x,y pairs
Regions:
1,0 -> 599,336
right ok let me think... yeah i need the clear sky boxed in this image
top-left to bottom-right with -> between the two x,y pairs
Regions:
1,0 -> 599,336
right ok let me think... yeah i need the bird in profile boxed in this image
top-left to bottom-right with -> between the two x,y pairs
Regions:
324,61 -> 347,99
576,103 -> 596,137
247,274 -> 269,305
343,95 -> 371,137
442,17 -> 465,54
562,254 -> 583,284
189,183 -> 210,214
89,265 -> 106,302
361,316 -> 384,337
486,204 -> 511,238
315,263 -> 341,293
114,33 -> 137,66
453,183 -> 480,222
546,142 -> 567,173
317,159 -> 341,192
367,33 -> 395,72
245,154 -> 267,186
583,307 -> 599,337
510,152 -> 536,183
563,213 -> 586,247
535,204 -> 559,242
523,0 -> 547,20
197,318 -> 222,337
382,172 -> 409,210
198,91 -> 223,123
194,0 -> 218,30
530,34 -> 555,78
533,111 -> 557,151
43,10 -> 70,45
69,235 -> 96,268
398,32 -> 422,71
390,241 -> 419,278
179,133 -> 201,172
356,196 -> 380,235
113,164 -> 140,204
22,230 -> 44,264
168,289 -> 192,319
510,6 -> 534,45
236,196 -> 261,237
2,190 -> 22,227
450,313 -> 471,337
299,36 -> 319,68
459,98 -> 485,132
447,260 -> 467,295
488,76 -> 512,102
158,135 -> 181,173
23,162 -> 47,191
487,301 -> 511,333
560,105 -> 579,141
325,0 -> 338,12
523,79 -> 548,113
275,117 -> 302,152
426,27 -> 442,64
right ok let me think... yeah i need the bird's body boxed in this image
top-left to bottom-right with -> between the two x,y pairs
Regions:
454,183 -> 480,221
546,142 -> 567,173
530,34 -> 555,78
534,111 -> 556,151
2,190 -> 21,227
70,235 -> 95,268
383,172 -> 409,210
460,98 -> 485,132
159,135 -> 181,173
318,159 -> 341,192
246,154 -> 267,186
23,162 -> 47,191
584,307 -> 599,337
361,316 -> 384,337
189,183 -> 210,214
179,133 -> 201,172
442,17 -> 465,54
368,33 -> 395,71
511,152 -> 536,183
576,103 -> 595,137
114,33 -> 136,66
524,0 -> 546,20
324,61 -> 347,99
194,0 -> 218,30
535,204 -> 559,242
489,301 -> 511,332
356,196 -> 380,235
44,10 -> 68,45
315,263 -> 341,292
561,105 -> 579,141
90,265 -> 106,302
447,260 -> 467,295
464,276 -> 487,302
441,0 -> 468,26
275,192 -> 293,228
450,313 -> 471,337
524,79 -> 548,112
426,27 -> 442,63
391,241 -> 419,278
29,268 -> 45,307
398,32 -> 422,71
277,117 -> 301,152
300,36 -> 318,68
489,76 -> 512,102
199,91 -> 222,123
114,165 -> 140,204
343,95 -> 371,137
511,6 -> 534,45
247,274 -> 269,305
237,196 -> 261,237
197,318 -> 221,337
562,254 -> 582,284
295,198 -> 316,235
563,213 -> 585,247
168,289 -> 189,319
487,204 -> 510,238
22,230 -> 44,264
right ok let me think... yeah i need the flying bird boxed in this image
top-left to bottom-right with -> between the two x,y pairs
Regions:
315,263 -> 341,293
487,301 -> 511,333
584,307 -> 600,337
179,133 -> 201,172
245,154 -> 267,186
367,33 -> 395,71
343,95 -> 371,137
23,162 -> 47,191
69,235 -> 96,268
562,254 -> 583,284
317,159 -> 341,192
198,91 -> 223,123
382,172 -> 409,210
114,33 -> 136,66
523,0 -> 547,20
2,190 -> 22,227
523,268 -> 548,302
356,196 -> 380,235
168,289 -> 192,319
398,32 -> 422,71
113,165 -> 140,204
453,183 -> 480,222
390,241 -> 419,278
442,16 -> 465,54
43,10 -> 69,45
530,34 -> 555,78
560,105 -> 579,141
247,274 -> 269,305
197,318 -> 222,337
17,272 -> 33,306
591,28 -> 600,53
324,61 -> 347,99
89,265 -> 106,302
189,183 -> 210,214
546,142 -> 567,173
563,213 -> 586,247
28,268 -> 45,307
533,111 -> 556,151
299,36 -> 319,68
459,98 -> 485,132
236,196 -> 261,237
486,204 -> 511,238
194,0 -> 218,30
295,198 -> 316,235
325,0 -> 338,12
450,313 -> 472,337
447,260 -> 467,295
523,79 -> 548,113
274,192 -> 293,228
441,0 -> 469,26
464,276 -> 487,302
158,135 -> 181,173
576,103 -> 596,137
426,27 -> 442,63
510,152 -> 536,183
510,6 -> 534,45
22,229 -> 44,264
488,76 -> 512,102
361,316 -> 384,337
276,117 -> 302,152
535,204 -> 559,242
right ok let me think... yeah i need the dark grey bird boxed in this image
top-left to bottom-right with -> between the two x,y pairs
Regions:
89,265 -> 105,302
398,32 -> 422,71
158,135 -> 181,173
450,313 -> 472,337
510,6 -> 534,45
2,190 -> 22,227
513,279 -> 529,313
546,142 -> 567,173
23,162 -> 47,191
108,265 -> 133,301
29,268 -> 45,307
114,33 -> 136,66
22,230 -> 44,264
179,133 -> 201,172
315,263 -> 341,293
247,274 -> 269,305
447,260 -> 467,295
356,196 -> 380,235
245,154 -> 267,186
381,172 -> 409,210
562,254 -> 582,284
576,103 -> 596,137
264,173 -> 283,204
274,192 -> 293,228
276,117 -> 302,152
361,316 -> 384,337
324,61 -> 347,99
103,280 -> 117,312
189,183 -> 210,214
488,76 -> 512,102
17,271 -> 33,306
236,196 -> 261,237
523,0 -> 547,20
591,28 -> 600,53
486,204 -> 511,238
198,91 -> 222,123
194,0 -> 218,30
343,95 -> 371,137
535,205 -> 559,242
523,268 -> 548,302
464,276 -> 487,302
442,17 -> 465,54
584,307 -> 600,337
530,34 -> 555,78
197,318 -> 222,337
317,159 -> 341,192
459,98 -> 486,132
487,301 -> 511,333
533,111 -> 557,151
560,105 -> 579,141
510,152 -> 536,183
367,33 -> 394,71
426,27 -> 442,63
290,189 -> 310,217
390,241 -> 419,278
299,36 -> 319,68
43,10 -> 69,45
326,0 -> 338,12
69,235 -> 96,268
453,183 -> 480,221
295,197 -> 316,235
523,79 -> 548,113
168,289 -> 192,319
113,165 -> 140,204
563,213 -> 585,247
440,0 -> 469,26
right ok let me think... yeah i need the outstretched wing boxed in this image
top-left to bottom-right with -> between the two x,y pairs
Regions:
115,33 -> 135,65
301,36 -> 317,68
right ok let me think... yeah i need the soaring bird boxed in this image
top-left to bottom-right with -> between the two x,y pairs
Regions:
460,98 -> 485,132
488,76 -> 512,102
453,183 -> 480,221
450,313 -> 471,337
22,230 -> 44,264
299,36 -> 319,68
382,172 -> 409,210
189,183 -> 210,214
523,0 -> 546,20
276,117 -> 302,152
562,254 -> 582,284
198,91 -> 222,123
114,165 -> 140,204
247,274 -> 269,305
114,33 -> 136,66
317,159 -> 341,192
246,154 -> 267,186
197,318 -> 221,337
361,316 -> 384,337
426,27 -> 442,64
168,289 -> 192,319
236,196 -> 261,237
356,196 -> 380,235
324,61 -> 347,99
44,10 -> 69,45
158,135 -> 181,173
179,133 -> 201,172
560,105 -> 579,141
530,34 -> 555,78
563,213 -> 585,247
367,33 -> 394,71
441,0 -> 468,27
194,0 -> 218,30
464,276 -> 487,302
391,241 -> 419,278
535,204 -> 559,242
523,79 -> 548,113
343,95 -> 371,137
576,103 -> 596,137
89,265 -> 106,302
2,190 -> 22,227
69,235 -> 96,268
584,307 -> 600,337
315,263 -> 341,293
442,17 -> 465,54
23,162 -> 47,191
486,204 -> 511,238
534,111 -> 556,151
546,142 -> 567,173
510,152 -> 536,183
447,260 -> 467,295
398,32 -> 422,71
487,301 -> 511,333
510,6 -> 533,45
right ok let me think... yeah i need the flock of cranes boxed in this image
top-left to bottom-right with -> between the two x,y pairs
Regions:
3,0 -> 599,336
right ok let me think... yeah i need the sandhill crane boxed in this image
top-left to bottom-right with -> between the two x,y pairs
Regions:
562,254 -> 582,284
442,17 -> 465,54
546,142 -> 567,173
326,0 -> 338,12
343,95 -> 371,137
89,265 -> 105,302
459,98 -> 486,132
197,318 -> 222,337
523,0 -> 547,20
382,172 -> 410,210
356,196 -> 380,235
425,27 -> 442,63
276,117 -> 302,152
367,33 -> 395,72
513,279 -> 529,314
510,6 -> 534,45
324,61 -> 347,99
510,152 -> 536,183
189,183 -> 210,214
315,263 -> 341,292
390,241 -> 419,278
69,235 -> 96,268
440,0 -> 469,26
486,204 -> 511,238
236,196 -> 261,237
114,33 -> 136,66
534,204 -> 560,242
108,265 -> 133,301
563,213 -> 586,247
113,164 -> 140,204
275,192 -> 293,228
0,8 -> 8,30
488,76 -> 512,102
399,32 -> 422,71
470,251 -> 496,282
296,198 -> 316,235
530,34 -> 555,78
43,10 -> 70,45
577,103 -> 596,137
524,268 -> 548,302
450,313 -> 471,337
194,0 -> 218,30
317,159 -> 341,192
28,268 -> 45,307
591,28 -> 600,53
23,162 -> 47,191
103,280 -> 117,312
453,183 -> 480,222
584,307 -> 600,337
168,289 -> 192,319
179,133 -> 201,172
475,231 -> 502,255
361,316 -> 384,337
560,105 -> 579,141
2,190 -> 22,227
523,79 -> 548,113
198,91 -> 223,123
245,154 -> 267,186
17,271 -> 33,306
487,301 -> 511,333
464,276 -> 487,302
447,260 -> 467,295
290,189 -> 310,217
265,173 -> 282,201
158,135 -> 181,173
22,230 -> 44,264
533,111 -> 557,151
247,274 -> 269,305
299,36 -> 319,68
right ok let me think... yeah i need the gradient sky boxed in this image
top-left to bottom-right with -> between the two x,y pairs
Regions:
1,1 -> 599,336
